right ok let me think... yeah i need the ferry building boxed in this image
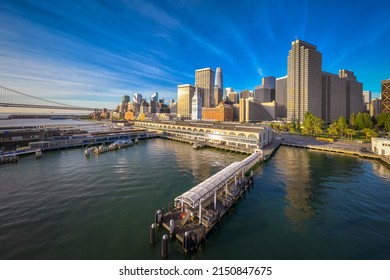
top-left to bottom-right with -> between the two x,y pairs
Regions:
134,121 -> 273,150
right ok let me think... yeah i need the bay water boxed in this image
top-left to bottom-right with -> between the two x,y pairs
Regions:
0,139 -> 389,259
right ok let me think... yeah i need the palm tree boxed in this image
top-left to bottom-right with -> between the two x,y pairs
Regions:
344,128 -> 356,140
362,128 -> 378,142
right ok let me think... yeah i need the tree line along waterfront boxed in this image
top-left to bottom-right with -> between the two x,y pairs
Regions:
270,112 -> 390,142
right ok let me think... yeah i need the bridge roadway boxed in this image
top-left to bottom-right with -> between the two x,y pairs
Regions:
0,102 -> 97,111
0,85 -> 101,111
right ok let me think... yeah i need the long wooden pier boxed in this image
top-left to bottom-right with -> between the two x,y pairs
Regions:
151,151 -> 265,254
161,175 -> 254,251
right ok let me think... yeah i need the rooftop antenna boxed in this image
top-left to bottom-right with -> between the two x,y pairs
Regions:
295,35 -> 299,41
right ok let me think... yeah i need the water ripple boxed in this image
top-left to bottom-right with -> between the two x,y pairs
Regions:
1,142 -> 389,259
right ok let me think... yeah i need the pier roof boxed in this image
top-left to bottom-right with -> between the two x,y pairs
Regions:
175,152 -> 262,209
136,120 -> 269,133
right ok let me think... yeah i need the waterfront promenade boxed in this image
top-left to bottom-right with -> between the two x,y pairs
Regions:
278,133 -> 390,166
159,128 -> 390,167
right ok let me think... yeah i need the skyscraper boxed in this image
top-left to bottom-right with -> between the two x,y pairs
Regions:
225,87 -> 234,96
120,95 -> 130,114
215,67 -> 223,90
122,95 -> 130,103
261,76 -> 276,89
214,67 -> 223,106
150,92 -> 158,103
363,90 -> 372,112
254,86 -> 272,102
169,99 -> 177,114
149,92 -> 158,114
227,91 -> 238,104
133,93 -> 142,104
177,84 -> 195,119
287,40 -> 322,123
321,71 -> 348,122
370,98 -> 382,117
381,79 -> 390,113
276,75 -> 288,118
195,67 -> 215,108
339,70 -> 363,118
240,90 -> 252,100
254,77 -> 275,103
320,70 -> 362,122
214,85 -> 223,106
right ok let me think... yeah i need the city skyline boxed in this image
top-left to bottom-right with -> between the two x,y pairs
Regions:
0,0 -> 389,110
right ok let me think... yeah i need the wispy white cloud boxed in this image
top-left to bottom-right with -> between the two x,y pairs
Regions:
0,7 -> 185,108
127,0 -> 234,65
0,0 -> 388,106
0,4 -> 179,98
0,47 -> 181,108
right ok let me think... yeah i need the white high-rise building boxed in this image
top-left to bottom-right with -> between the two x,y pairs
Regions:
363,91 -> 371,107
215,67 -> 223,90
225,87 -> 233,94
214,67 -> 223,106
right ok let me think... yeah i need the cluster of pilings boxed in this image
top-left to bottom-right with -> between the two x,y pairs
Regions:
149,223 -> 169,259
150,208 -> 201,258
150,208 -> 170,259
0,155 -> 19,164
182,231 -> 198,253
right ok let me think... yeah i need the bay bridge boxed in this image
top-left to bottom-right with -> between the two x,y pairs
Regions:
0,85 -> 100,111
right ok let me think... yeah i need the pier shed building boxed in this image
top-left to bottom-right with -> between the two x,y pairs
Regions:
174,152 -> 262,226
134,121 -> 272,150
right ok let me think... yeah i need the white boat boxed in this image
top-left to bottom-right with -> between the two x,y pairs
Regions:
116,139 -> 133,148
84,147 -> 94,156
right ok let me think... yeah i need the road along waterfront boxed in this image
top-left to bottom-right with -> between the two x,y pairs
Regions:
0,138 -> 389,259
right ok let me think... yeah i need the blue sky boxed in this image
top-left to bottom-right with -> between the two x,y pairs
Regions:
0,0 -> 389,109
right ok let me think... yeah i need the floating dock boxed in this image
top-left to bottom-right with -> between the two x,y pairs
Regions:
192,142 -> 207,149
86,139 -> 134,156
152,151 -> 263,253
0,148 -> 44,164
0,154 -> 19,164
